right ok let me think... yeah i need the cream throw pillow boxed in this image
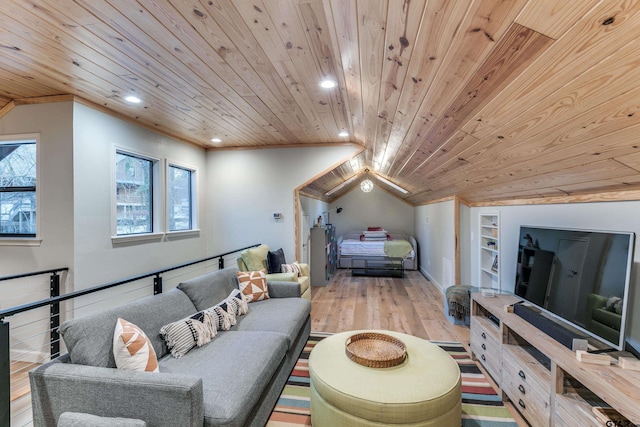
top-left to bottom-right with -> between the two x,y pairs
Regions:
113,318 -> 159,372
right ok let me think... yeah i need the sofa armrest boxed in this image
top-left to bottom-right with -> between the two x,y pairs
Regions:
297,262 -> 310,277
30,357 -> 204,427
267,280 -> 301,298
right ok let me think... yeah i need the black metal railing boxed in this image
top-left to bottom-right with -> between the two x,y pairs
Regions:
0,244 -> 259,427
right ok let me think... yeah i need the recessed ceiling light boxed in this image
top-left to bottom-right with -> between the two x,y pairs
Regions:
211,138 -> 222,143
319,79 -> 337,89
123,95 -> 142,104
338,131 -> 349,137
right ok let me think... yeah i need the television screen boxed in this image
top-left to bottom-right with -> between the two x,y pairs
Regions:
514,226 -> 635,350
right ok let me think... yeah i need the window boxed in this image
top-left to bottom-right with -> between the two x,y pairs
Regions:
0,140 -> 36,237
168,165 -> 194,231
115,152 -> 153,235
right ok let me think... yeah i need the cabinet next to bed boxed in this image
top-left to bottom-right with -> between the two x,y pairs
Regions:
310,225 -> 337,286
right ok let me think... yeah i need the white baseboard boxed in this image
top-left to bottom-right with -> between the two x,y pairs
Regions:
419,266 -> 445,294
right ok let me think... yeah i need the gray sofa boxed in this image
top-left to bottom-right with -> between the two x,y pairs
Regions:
29,267 -> 311,427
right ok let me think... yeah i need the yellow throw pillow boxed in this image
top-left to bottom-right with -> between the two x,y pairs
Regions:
241,245 -> 270,271
113,318 -> 159,372
237,269 -> 269,302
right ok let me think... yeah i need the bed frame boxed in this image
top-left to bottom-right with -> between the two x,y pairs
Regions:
337,231 -> 418,271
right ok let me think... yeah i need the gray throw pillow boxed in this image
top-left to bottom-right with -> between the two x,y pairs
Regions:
266,248 -> 286,274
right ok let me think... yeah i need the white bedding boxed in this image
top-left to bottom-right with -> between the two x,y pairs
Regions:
339,239 -> 415,258
339,240 -> 388,256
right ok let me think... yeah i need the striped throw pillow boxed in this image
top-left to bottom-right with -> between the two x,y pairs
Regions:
160,310 -> 218,358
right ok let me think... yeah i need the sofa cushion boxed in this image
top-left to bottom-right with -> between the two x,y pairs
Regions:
159,331 -> 288,427
266,248 -> 286,274
235,298 -> 311,350
113,318 -> 159,372
241,244 -> 270,271
60,288 -> 197,367
178,266 -> 240,311
593,307 -> 622,330
237,270 -> 269,302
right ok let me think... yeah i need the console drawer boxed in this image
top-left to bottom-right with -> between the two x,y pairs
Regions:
502,346 -> 549,397
502,375 -> 550,427
470,326 -> 501,383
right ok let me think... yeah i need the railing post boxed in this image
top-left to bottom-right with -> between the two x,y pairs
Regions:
218,257 -> 224,270
50,272 -> 60,359
153,274 -> 162,295
1,320 -> 10,427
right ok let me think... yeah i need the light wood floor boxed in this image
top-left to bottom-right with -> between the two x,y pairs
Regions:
311,269 -> 527,426
311,269 -> 471,344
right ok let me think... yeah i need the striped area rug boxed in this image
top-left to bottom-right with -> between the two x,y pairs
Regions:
267,333 -> 518,427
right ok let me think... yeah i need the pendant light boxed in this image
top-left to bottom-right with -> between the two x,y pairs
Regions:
360,169 -> 374,193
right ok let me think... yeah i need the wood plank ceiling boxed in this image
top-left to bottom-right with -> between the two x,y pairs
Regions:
2,0 -> 640,205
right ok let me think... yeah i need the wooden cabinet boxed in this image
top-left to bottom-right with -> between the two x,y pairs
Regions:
310,225 -> 336,286
471,293 -> 640,426
479,213 -> 500,289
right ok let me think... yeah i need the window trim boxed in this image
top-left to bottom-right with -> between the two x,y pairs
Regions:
111,147 -> 163,243
0,133 -> 41,245
166,160 -> 198,235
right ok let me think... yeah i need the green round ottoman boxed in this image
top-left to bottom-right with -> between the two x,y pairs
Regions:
309,330 -> 461,426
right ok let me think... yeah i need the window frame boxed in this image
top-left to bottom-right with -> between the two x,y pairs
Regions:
0,133 -> 41,246
166,160 -> 199,238
112,148 -> 163,244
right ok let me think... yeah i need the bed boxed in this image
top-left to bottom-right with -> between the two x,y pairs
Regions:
337,230 -> 418,271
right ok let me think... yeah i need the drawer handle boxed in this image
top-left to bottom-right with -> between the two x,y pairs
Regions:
481,332 -> 486,339
518,384 -> 525,394
518,370 -> 526,380
481,354 -> 486,362
518,399 -> 526,410
481,343 -> 486,350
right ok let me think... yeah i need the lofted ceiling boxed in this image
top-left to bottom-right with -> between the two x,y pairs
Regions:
2,1 -> 640,205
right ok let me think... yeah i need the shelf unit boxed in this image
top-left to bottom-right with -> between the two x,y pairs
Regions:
471,293 -> 640,426
479,213 -> 500,290
309,225 -> 336,286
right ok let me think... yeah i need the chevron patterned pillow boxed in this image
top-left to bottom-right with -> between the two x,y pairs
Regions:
113,318 -> 159,371
237,269 -> 269,302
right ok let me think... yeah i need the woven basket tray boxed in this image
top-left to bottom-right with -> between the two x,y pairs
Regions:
345,332 -> 407,368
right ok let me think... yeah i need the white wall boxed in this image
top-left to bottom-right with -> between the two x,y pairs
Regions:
72,103 -> 208,290
206,145 -> 358,263
470,202 -> 640,349
0,102 -> 74,360
0,103 -> 74,280
414,200 -> 456,291
330,186 -> 415,238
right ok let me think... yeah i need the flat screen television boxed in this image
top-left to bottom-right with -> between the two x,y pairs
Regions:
514,225 -> 635,350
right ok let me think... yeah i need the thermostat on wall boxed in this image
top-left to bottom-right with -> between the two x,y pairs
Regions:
273,213 -> 282,219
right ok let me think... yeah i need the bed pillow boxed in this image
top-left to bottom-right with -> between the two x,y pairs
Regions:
266,248 -> 286,274
113,318 -> 159,372
368,227 -> 383,231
